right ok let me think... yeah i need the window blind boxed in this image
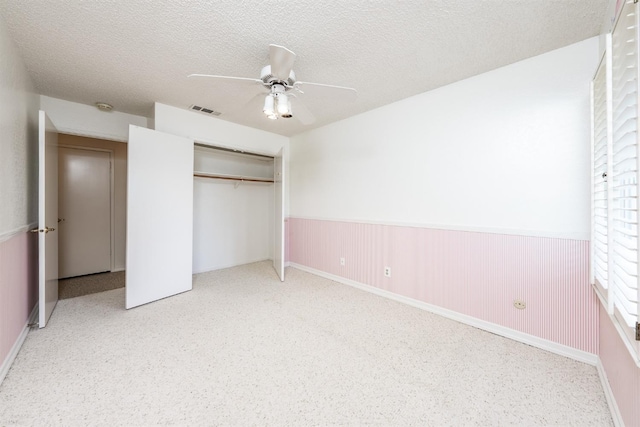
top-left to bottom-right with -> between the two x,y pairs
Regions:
611,0 -> 640,329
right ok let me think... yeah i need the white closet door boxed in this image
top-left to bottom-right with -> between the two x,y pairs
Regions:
126,126 -> 194,309
38,111 -> 59,328
274,147 -> 285,281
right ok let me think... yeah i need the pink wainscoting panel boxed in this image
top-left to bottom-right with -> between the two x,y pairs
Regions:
288,218 -> 599,354
285,219 -> 290,263
599,304 -> 640,427
0,231 -> 38,367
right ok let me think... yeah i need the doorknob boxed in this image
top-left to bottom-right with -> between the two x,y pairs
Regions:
30,227 -> 55,233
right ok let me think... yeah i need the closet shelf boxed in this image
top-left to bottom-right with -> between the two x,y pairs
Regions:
193,171 -> 274,183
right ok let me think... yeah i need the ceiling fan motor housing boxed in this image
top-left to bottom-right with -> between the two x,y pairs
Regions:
260,65 -> 296,89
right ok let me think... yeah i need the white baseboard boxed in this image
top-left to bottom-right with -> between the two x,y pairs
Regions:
289,263 -> 599,366
596,358 -> 624,427
0,303 -> 38,386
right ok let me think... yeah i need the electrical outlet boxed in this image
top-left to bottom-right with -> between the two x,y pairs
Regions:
514,299 -> 526,310
340,257 -> 345,266
384,267 -> 391,277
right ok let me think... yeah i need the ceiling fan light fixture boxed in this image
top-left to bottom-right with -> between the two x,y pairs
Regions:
276,94 -> 292,118
276,94 -> 288,115
263,94 -> 275,117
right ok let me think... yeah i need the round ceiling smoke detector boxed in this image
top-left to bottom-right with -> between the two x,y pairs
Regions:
95,102 -> 113,112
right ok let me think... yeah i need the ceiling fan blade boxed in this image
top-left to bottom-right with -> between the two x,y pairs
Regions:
290,96 -> 316,125
295,81 -> 357,102
211,88 -> 270,118
188,74 -> 263,86
269,44 -> 296,81
235,92 -> 266,113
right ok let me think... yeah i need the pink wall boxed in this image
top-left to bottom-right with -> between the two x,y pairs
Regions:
599,304 -> 640,427
0,231 -> 38,367
288,217 -> 599,354
285,219 -> 290,263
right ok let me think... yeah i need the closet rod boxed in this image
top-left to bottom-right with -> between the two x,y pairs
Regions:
193,172 -> 274,183
194,142 -> 274,160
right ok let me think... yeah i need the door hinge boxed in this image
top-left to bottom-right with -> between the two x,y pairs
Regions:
636,322 -> 640,341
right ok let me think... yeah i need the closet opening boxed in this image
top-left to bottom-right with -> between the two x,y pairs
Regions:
192,142 -> 284,279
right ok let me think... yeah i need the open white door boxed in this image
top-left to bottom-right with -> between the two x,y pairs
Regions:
273,147 -> 285,281
38,111 -> 59,328
126,126 -> 194,309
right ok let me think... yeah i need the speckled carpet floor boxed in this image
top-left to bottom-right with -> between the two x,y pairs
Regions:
58,271 -> 125,299
0,261 -> 612,426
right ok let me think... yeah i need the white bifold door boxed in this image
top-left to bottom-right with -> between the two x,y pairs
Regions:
38,111 -> 59,328
126,126 -> 194,309
273,147 -> 285,281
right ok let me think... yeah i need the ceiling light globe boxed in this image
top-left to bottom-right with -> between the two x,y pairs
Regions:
276,94 -> 289,115
263,94 -> 275,116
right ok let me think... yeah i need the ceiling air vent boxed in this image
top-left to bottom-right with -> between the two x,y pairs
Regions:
189,105 -> 221,116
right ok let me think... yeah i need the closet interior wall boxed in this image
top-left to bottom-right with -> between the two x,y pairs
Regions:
193,145 -> 275,273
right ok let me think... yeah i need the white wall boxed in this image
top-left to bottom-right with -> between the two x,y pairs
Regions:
40,96 -> 148,143
154,103 -> 288,272
193,178 -> 274,273
0,16 -> 38,237
290,37 -> 598,240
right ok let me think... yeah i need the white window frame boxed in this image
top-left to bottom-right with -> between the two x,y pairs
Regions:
591,47 -> 611,307
591,0 -> 640,366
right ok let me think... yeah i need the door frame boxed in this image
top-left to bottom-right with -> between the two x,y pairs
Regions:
38,110 -> 59,328
274,147 -> 285,281
58,144 -> 116,272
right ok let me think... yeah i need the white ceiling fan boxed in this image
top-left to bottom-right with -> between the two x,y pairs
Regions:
188,44 -> 357,125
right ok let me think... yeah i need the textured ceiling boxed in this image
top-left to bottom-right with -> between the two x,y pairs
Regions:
0,0 -> 608,137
